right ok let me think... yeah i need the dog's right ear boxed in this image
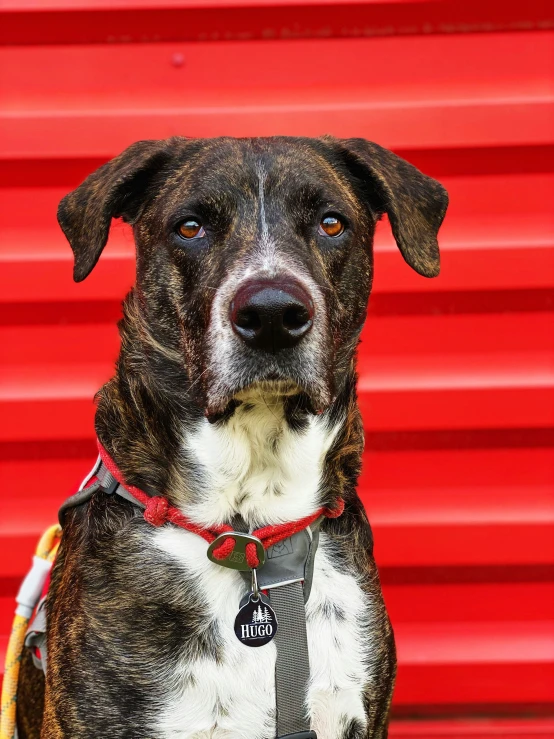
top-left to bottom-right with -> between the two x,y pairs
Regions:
58,138 -> 182,282
325,137 -> 448,278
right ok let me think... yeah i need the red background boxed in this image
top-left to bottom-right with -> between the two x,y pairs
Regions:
1,1 -> 553,736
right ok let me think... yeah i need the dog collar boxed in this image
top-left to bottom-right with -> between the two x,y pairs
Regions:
58,440 -> 344,570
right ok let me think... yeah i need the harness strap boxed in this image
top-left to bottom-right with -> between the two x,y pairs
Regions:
270,583 -> 315,739
25,596 -> 48,672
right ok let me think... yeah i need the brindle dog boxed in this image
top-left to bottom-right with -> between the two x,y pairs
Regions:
17,136 -> 447,739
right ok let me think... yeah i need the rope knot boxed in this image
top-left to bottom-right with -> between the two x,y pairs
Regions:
144,496 -> 170,527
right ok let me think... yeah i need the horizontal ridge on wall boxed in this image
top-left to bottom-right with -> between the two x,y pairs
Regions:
1,32 -> 553,157
1,0 -> 553,46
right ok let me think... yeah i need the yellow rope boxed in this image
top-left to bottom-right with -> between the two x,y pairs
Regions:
35,526 -> 61,565
0,525 -> 61,739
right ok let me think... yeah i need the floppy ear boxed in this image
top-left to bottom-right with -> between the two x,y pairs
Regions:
58,138 -> 182,282
333,138 -> 448,277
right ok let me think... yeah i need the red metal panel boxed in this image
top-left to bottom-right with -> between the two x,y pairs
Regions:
1,0 -> 553,733
1,33 -> 553,157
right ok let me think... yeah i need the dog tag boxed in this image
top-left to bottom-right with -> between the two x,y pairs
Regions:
234,594 -> 278,647
234,567 -> 277,647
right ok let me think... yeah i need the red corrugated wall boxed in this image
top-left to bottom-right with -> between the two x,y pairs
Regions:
1,1 -> 553,735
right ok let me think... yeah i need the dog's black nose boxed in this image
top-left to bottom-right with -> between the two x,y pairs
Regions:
230,279 -> 314,353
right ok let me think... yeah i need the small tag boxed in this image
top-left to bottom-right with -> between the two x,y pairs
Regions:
207,532 -> 265,571
234,594 -> 278,647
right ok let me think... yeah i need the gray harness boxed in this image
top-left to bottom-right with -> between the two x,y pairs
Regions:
28,458 -> 320,739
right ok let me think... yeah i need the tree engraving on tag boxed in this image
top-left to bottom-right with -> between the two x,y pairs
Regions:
234,595 -> 278,647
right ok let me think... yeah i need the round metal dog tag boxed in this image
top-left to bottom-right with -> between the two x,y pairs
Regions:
234,595 -> 278,647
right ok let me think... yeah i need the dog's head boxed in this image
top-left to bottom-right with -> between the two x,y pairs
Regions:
58,136 -> 447,418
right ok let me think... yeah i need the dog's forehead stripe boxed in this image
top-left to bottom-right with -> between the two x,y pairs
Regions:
153,139 -> 361,231
257,161 -> 270,243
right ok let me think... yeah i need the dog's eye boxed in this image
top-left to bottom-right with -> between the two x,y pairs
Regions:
318,215 -> 344,238
177,219 -> 205,240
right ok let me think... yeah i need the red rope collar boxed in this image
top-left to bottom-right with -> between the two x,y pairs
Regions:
96,441 -> 344,568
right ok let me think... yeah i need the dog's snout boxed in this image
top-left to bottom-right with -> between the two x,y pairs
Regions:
230,279 -> 314,353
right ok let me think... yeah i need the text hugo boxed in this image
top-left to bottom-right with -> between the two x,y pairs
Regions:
241,623 -> 274,639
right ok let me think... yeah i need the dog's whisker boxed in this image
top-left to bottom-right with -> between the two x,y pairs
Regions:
187,367 -> 210,392
260,393 -> 281,423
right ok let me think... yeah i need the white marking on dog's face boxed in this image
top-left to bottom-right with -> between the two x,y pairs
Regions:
257,163 -> 276,274
183,388 -> 342,528
203,163 -> 332,416
152,529 -> 371,739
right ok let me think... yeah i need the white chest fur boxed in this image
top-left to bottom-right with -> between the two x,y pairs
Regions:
153,528 -> 372,739
153,394 -> 373,738
183,390 -> 341,528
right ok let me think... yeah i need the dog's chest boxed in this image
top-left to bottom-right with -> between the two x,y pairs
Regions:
150,402 -> 372,737
153,528 -> 371,739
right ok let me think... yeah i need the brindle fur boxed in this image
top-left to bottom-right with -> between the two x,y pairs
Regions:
17,136 -> 447,738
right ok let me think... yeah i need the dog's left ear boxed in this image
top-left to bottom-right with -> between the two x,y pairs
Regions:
331,138 -> 448,277
58,137 -> 184,282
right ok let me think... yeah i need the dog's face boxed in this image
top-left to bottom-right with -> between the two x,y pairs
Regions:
58,136 -> 447,417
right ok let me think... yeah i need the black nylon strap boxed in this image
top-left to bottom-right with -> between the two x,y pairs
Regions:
58,462 -> 146,527
58,480 -> 103,526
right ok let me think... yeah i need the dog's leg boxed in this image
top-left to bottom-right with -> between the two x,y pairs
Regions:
363,626 -> 396,739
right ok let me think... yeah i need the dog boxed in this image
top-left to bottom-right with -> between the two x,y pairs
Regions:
17,136 -> 448,739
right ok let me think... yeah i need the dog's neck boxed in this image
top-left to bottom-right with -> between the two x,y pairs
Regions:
95,306 -> 363,528
181,386 -> 343,527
